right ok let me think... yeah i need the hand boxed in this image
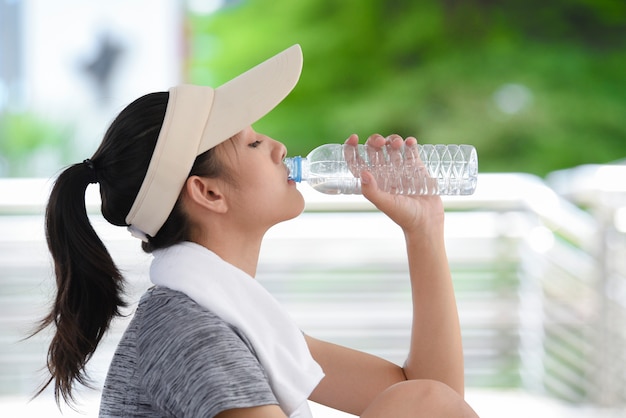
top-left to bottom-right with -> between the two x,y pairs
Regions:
344,134 -> 445,235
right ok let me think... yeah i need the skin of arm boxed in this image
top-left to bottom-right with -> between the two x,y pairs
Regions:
215,405 -> 287,418
307,134 -> 465,415
216,134 -> 465,417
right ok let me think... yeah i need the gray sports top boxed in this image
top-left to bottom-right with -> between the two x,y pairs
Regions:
99,286 -> 278,417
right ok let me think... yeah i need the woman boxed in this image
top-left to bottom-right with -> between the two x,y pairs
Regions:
36,44 -> 478,417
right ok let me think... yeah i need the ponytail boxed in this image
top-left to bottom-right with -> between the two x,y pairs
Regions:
33,92 -> 169,404
35,160 -> 126,405
32,90 -> 226,405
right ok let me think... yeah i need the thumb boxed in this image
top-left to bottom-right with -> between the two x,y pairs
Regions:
360,170 -> 384,204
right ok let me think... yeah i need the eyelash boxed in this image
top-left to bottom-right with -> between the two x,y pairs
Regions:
249,140 -> 262,148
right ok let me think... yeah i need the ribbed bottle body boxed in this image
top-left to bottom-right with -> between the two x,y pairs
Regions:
284,143 -> 477,196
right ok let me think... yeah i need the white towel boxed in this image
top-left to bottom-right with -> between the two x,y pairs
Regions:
150,242 -> 324,417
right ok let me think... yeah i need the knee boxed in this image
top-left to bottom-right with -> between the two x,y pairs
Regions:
387,379 -> 457,405
362,380 -> 477,418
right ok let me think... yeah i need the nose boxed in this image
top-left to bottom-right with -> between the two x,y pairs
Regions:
275,140 -> 287,162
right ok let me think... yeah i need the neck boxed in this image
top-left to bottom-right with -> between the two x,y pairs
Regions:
192,227 -> 265,278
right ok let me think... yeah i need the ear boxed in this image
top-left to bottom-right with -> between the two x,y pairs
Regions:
184,176 -> 228,214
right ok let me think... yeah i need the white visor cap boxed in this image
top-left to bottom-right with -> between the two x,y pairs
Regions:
125,44 -> 303,241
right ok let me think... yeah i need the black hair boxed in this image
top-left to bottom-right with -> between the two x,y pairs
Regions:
34,91 -> 226,405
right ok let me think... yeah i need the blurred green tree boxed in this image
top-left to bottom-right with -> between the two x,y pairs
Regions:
0,112 -> 72,177
188,0 -> 625,176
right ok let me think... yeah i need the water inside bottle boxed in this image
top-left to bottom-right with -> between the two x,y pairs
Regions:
306,177 -> 361,195
287,143 -> 478,196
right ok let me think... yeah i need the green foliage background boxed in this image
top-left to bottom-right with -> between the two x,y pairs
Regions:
188,0 -> 626,176
0,112 -> 72,177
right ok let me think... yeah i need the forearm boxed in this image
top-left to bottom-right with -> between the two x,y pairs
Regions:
402,227 -> 465,396
347,133 -> 466,395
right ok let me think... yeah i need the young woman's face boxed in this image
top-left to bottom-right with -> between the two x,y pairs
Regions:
216,126 -> 305,229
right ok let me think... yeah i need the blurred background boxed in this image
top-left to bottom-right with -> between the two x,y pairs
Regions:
1,0 -> 625,416
2,0 -> 625,176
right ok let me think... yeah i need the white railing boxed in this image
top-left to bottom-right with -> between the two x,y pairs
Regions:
0,170 -> 625,413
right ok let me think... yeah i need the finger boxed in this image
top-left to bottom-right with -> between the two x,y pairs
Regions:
360,170 -> 382,202
403,136 -> 420,165
385,135 -> 404,194
360,170 -> 402,217
365,134 -> 387,190
403,138 -> 419,167
403,137 -> 422,194
364,133 -> 386,148
343,134 -> 363,177
385,135 -> 403,166
365,133 -> 386,164
343,133 -> 359,147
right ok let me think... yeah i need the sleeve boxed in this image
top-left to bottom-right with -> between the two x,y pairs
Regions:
137,291 -> 279,418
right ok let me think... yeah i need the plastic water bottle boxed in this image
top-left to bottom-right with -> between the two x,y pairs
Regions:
284,143 -> 478,195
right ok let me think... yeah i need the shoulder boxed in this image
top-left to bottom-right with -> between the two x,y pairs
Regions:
136,287 -> 261,362
134,287 -> 278,416
138,286 -> 238,337
140,285 -> 216,320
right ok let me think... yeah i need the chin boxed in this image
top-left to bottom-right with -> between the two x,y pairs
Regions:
284,193 -> 306,221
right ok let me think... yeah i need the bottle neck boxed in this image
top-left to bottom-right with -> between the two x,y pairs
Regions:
284,156 -> 305,182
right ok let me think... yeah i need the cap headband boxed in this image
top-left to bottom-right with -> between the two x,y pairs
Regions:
125,44 -> 303,241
